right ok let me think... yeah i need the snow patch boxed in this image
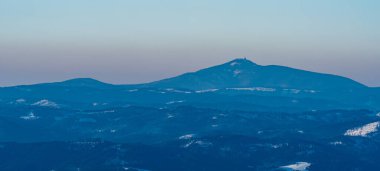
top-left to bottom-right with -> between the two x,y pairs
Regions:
227,87 -> 276,92
182,140 -> 195,148
280,162 -> 311,171
195,140 -> 212,147
230,62 -> 240,66
32,99 -> 58,108
270,144 -> 284,149
330,141 -> 343,145
165,88 -> 192,94
284,89 -> 318,94
179,134 -> 195,140
195,89 -> 219,93
182,140 -> 212,148
15,98 -> 26,103
166,100 -> 184,105
304,90 -> 317,93
344,121 -> 380,137
20,112 -> 39,120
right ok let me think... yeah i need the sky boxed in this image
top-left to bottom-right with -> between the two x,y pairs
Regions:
0,0 -> 379,87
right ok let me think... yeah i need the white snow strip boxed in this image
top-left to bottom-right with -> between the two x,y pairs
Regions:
32,99 -> 58,108
226,87 -> 276,92
195,89 -> 219,93
165,88 -> 192,94
304,90 -> 317,93
280,162 -> 311,171
166,100 -> 184,105
179,134 -> 195,140
195,140 -> 212,147
182,140 -> 195,148
344,121 -> 380,137
230,62 -> 240,66
284,89 -> 318,94
15,98 -> 26,103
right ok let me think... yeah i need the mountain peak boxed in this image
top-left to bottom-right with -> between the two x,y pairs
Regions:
227,58 -> 257,67
57,78 -> 111,87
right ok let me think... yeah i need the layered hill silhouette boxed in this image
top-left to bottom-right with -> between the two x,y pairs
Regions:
1,58 -> 379,111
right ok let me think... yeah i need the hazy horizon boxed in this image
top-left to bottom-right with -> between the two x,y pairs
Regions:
1,0 -> 379,87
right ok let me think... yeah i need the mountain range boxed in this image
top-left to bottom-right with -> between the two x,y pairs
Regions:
1,58 -> 379,111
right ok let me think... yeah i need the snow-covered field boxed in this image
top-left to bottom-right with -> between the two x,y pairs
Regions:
280,162 -> 311,171
344,121 -> 380,137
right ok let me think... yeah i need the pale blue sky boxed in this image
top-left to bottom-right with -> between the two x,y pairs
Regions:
1,0 -> 379,86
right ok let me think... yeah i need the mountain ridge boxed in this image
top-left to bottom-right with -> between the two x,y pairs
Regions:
1,58 -> 370,90
145,58 -> 367,90
0,58 -> 379,111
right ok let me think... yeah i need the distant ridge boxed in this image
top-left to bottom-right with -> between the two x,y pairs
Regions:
54,78 -> 111,87
3,78 -> 113,89
146,58 -> 366,90
2,58 -> 368,90
0,58 -> 379,110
